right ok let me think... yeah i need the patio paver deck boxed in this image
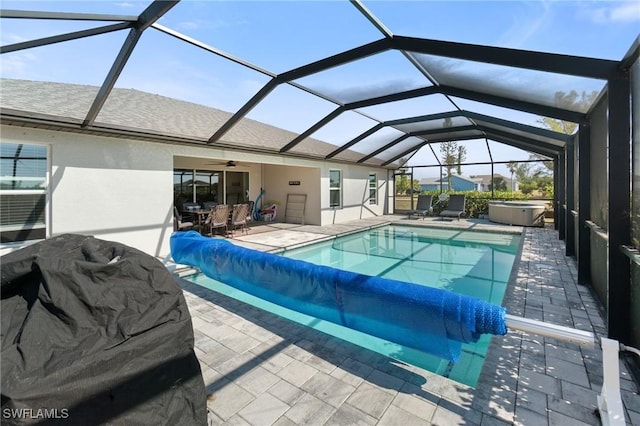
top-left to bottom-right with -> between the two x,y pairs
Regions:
175,215 -> 640,425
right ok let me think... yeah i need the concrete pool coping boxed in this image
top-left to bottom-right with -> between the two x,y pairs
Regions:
174,215 -> 640,425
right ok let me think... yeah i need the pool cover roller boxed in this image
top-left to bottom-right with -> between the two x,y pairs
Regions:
171,231 -> 507,361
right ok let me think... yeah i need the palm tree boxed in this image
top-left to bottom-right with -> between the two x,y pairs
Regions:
508,161 -> 518,192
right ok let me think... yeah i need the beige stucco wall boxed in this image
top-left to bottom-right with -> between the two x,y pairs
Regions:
262,163 -> 389,226
2,126 -> 176,257
1,125 -> 391,257
262,164 -> 321,225
320,164 -> 389,225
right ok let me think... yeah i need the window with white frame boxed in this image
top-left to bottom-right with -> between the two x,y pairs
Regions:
329,169 -> 342,208
0,142 -> 48,243
368,173 -> 377,205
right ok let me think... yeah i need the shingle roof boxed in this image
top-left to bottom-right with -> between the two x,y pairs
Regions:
0,78 -> 366,164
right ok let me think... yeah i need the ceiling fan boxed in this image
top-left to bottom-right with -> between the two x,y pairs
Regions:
204,160 -> 239,168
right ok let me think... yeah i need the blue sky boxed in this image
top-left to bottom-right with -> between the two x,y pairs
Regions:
1,1 -> 638,177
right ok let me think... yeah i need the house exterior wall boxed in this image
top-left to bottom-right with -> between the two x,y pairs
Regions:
1,125 -> 175,257
420,183 -> 449,192
262,164 -> 321,225
262,163 -> 389,225
450,176 -> 476,191
320,164 -> 388,225
419,176 -> 474,192
1,125 -> 390,256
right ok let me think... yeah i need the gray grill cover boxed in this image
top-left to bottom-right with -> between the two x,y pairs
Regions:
1,234 -> 206,425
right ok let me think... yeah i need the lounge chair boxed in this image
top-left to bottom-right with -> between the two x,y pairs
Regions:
408,194 -> 433,220
439,194 -> 466,221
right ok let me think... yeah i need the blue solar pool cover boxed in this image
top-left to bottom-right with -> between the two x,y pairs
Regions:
171,231 -> 507,361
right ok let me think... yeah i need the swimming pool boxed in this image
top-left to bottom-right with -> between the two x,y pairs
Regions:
187,225 -> 521,386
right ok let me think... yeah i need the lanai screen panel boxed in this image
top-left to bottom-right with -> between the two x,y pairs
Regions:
159,1 -> 378,73
289,112 -> 379,158
404,145 -> 440,168
412,54 -> 606,113
293,51 -> 430,104
473,119 -> 566,149
412,139 -> 491,168
590,96 -> 609,229
589,93 -> 609,307
421,129 -> 484,143
354,94 -> 455,122
1,1 -> 146,14
97,29 -> 272,140
450,97 -> 567,129
1,30 -> 128,121
631,55 -> 640,349
391,116 -> 473,134
364,136 -> 425,165
486,140 -> 545,163
333,127 -> 406,161
632,56 -> 640,251
0,15 -> 127,44
239,84 -> 337,149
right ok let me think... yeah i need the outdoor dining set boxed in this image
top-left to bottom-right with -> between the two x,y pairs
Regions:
173,201 -> 255,237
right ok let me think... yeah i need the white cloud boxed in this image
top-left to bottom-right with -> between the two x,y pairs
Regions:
0,52 -> 38,79
1,33 -> 29,46
178,21 -> 200,30
583,1 -> 640,24
113,2 -> 136,9
176,18 -> 249,32
497,1 -> 553,49
609,1 -> 640,22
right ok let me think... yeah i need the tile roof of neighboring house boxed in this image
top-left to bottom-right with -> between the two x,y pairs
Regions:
418,177 -> 443,185
0,79 -> 369,164
423,175 -> 478,184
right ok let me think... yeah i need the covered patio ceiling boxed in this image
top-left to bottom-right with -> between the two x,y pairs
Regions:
0,0 -> 636,169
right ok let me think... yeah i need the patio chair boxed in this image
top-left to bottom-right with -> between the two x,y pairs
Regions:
408,194 -> 433,220
202,204 -> 229,236
173,206 -> 195,231
439,194 -> 466,221
229,203 -> 249,236
202,201 -> 218,210
246,200 -> 255,230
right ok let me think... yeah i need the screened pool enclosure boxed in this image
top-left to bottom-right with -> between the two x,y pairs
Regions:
0,1 -> 639,365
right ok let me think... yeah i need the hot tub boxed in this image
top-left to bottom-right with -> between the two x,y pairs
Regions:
488,201 -> 546,227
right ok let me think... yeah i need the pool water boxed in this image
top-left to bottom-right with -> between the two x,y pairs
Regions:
188,225 -> 521,387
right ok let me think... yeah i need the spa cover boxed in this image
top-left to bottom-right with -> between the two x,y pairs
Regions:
1,234 -> 206,425
171,231 -> 507,362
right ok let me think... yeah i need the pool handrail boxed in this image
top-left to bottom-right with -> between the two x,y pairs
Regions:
504,314 -> 635,426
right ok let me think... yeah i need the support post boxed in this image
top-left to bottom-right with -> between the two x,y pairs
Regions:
607,71 -> 631,343
566,141 -> 576,256
553,156 -> 559,229
558,152 -> 566,240
577,125 -> 592,285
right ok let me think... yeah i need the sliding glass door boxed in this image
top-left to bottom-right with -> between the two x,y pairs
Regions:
174,169 -> 250,209
174,169 -> 222,209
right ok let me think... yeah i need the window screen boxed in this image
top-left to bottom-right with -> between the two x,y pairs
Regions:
0,143 -> 48,243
